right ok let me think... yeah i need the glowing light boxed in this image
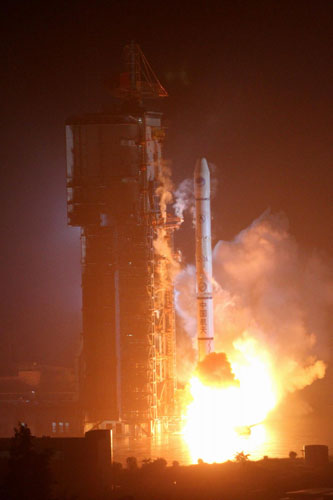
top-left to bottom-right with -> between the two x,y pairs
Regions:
181,338 -> 278,463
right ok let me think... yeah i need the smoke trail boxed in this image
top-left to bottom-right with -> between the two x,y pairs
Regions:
153,161 -> 180,281
155,162 -> 173,221
173,178 -> 195,222
175,211 -> 332,404
173,162 -> 218,224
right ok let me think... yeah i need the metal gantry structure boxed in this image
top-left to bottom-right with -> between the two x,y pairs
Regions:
66,43 -> 179,435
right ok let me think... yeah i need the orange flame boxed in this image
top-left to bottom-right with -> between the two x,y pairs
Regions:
181,337 -> 278,463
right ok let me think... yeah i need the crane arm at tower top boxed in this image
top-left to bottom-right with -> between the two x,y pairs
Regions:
113,42 -> 168,102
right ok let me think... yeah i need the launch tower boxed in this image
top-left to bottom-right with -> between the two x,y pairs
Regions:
66,43 -> 178,435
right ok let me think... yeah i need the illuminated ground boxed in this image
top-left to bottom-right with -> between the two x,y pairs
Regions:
113,414 -> 333,465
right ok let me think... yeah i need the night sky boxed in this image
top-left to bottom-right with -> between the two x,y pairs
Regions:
1,1 -> 332,368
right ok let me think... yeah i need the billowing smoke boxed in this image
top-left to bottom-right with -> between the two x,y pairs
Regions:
173,178 -> 195,221
196,352 -> 239,388
154,161 -> 180,279
175,210 -> 332,405
173,162 -> 218,224
155,161 -> 173,220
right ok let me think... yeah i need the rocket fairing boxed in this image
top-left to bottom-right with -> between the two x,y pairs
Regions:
194,158 -> 214,361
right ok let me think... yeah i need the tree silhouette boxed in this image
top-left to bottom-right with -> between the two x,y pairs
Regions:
126,456 -> 138,471
234,451 -> 250,463
4,423 -> 52,500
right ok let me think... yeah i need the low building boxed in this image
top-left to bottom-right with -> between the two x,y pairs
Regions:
0,364 -> 82,437
0,429 -> 112,498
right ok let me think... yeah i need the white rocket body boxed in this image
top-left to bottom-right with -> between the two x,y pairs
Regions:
194,158 -> 214,361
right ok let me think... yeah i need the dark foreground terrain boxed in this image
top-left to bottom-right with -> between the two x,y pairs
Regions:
2,451 -> 333,499
107,456 -> 333,500
1,425 -> 333,500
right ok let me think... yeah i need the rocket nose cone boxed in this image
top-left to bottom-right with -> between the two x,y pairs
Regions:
194,158 -> 210,197
194,158 -> 209,177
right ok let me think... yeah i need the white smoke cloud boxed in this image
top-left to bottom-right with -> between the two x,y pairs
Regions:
155,162 -> 174,220
175,211 -> 332,404
173,178 -> 195,222
153,161 -> 181,282
173,162 -> 218,223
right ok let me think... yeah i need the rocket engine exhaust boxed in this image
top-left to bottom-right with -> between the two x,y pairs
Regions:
194,158 -> 214,361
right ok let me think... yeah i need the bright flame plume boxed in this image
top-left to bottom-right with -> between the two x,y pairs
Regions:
182,337 -> 278,463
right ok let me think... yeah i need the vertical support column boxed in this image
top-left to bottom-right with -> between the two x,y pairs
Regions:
114,269 -> 122,420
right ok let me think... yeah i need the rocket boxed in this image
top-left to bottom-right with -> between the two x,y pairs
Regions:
194,158 -> 214,361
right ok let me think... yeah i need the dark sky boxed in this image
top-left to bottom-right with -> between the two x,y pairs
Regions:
1,0 -> 332,367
